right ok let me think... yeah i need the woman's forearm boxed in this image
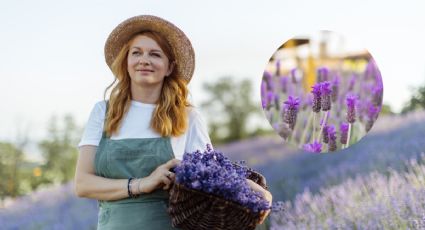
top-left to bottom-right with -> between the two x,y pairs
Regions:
75,173 -> 146,201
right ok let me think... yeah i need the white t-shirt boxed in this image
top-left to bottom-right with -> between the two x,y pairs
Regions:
77,100 -> 212,160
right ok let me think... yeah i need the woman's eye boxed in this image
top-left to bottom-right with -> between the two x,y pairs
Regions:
151,53 -> 160,57
132,51 -> 140,55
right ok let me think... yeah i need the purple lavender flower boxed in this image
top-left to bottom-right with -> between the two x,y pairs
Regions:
327,125 -> 337,152
274,93 -> 280,111
266,91 -> 274,110
346,94 -> 357,124
371,83 -> 383,106
311,83 -> 322,113
317,67 -> 329,82
321,81 -> 332,111
280,76 -> 288,94
331,74 -> 340,102
322,125 -> 329,144
348,74 -> 356,91
340,122 -> 349,144
283,96 -> 301,130
303,141 -> 322,153
263,71 -> 274,91
366,104 -> 380,132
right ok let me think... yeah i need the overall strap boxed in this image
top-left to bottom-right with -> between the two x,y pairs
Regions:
101,100 -> 109,139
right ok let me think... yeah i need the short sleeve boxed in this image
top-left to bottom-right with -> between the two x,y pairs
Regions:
184,107 -> 213,153
77,101 -> 107,148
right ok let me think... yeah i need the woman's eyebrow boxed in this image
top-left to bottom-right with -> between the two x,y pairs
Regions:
131,47 -> 162,52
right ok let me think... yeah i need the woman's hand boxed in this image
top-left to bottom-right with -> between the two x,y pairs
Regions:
246,179 -> 272,225
137,159 -> 181,194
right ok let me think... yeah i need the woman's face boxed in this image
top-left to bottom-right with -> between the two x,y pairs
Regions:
127,35 -> 173,87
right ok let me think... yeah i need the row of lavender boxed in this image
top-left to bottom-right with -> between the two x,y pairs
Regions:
0,182 -> 98,229
261,58 -> 383,152
270,154 -> 425,229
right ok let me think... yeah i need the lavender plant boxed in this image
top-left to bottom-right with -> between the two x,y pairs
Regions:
262,58 -> 384,153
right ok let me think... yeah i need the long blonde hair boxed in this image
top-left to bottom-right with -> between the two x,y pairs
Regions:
103,31 -> 191,137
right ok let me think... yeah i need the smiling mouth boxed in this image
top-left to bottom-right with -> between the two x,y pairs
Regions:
137,70 -> 154,72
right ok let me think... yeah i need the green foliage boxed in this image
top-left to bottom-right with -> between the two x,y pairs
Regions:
38,114 -> 80,184
201,77 -> 263,144
0,142 -> 24,199
402,82 -> 425,114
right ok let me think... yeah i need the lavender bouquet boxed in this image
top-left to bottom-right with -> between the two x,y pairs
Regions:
173,144 -> 270,213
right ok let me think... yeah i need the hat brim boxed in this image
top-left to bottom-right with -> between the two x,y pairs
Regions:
104,15 -> 195,82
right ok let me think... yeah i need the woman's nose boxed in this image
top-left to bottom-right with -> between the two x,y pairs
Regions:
138,55 -> 150,65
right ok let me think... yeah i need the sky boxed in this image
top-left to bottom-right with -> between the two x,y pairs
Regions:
1,0 -> 424,161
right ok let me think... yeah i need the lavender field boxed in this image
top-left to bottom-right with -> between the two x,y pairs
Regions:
0,111 -> 424,229
270,156 -> 425,229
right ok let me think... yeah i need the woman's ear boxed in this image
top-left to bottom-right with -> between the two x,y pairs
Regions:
166,61 -> 175,77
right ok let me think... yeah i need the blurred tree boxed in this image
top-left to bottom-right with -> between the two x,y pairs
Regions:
0,142 -> 23,199
201,77 -> 263,144
38,114 -> 79,184
402,82 -> 425,114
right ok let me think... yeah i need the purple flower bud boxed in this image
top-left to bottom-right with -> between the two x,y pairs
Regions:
266,91 -> 274,109
274,93 -> 280,111
317,67 -> 329,82
283,96 -> 301,130
311,83 -> 322,113
321,81 -> 332,111
331,74 -> 340,102
322,125 -> 329,144
348,74 -> 356,92
327,125 -> 337,152
263,71 -> 274,91
303,141 -> 322,153
340,122 -> 349,144
366,104 -> 380,132
280,76 -> 288,94
346,94 -> 357,123
371,84 -> 383,106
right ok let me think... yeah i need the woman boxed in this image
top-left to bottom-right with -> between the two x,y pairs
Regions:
74,15 -> 271,230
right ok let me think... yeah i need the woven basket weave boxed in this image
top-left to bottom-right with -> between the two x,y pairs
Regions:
168,167 -> 268,230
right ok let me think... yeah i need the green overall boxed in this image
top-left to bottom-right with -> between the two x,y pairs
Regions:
94,103 -> 179,230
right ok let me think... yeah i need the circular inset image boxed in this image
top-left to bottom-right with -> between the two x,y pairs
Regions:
261,31 -> 383,153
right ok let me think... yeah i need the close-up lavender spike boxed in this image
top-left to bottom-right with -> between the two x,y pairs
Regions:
280,76 -> 288,94
366,104 -> 380,132
283,96 -> 301,130
331,74 -> 340,102
311,83 -> 322,113
321,81 -> 332,111
327,125 -> 337,152
322,125 -> 329,144
317,67 -> 329,82
263,71 -> 273,91
345,94 -> 357,148
340,122 -> 349,146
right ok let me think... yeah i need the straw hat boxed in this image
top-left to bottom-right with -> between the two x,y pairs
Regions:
104,15 -> 195,82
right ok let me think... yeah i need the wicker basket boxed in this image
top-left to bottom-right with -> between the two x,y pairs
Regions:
168,167 -> 268,230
